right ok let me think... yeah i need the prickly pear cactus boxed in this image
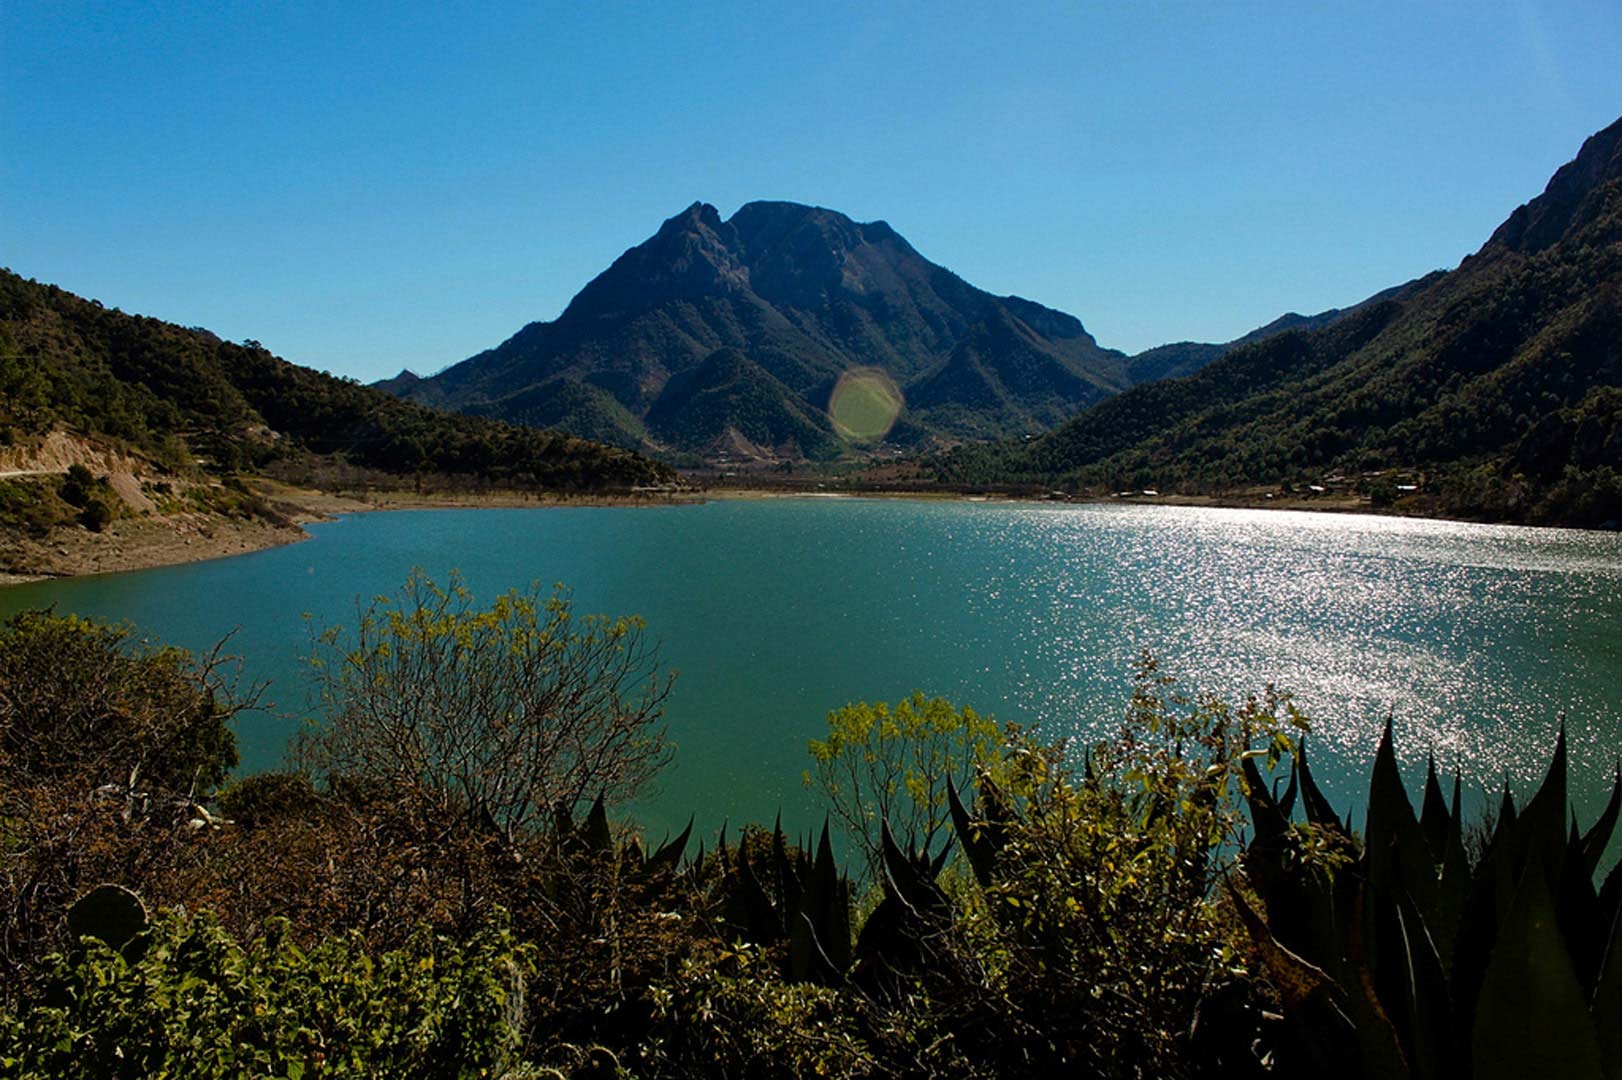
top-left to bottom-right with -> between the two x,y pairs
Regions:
67,884 -> 149,952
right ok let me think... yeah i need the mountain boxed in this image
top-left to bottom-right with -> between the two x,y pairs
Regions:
391,200 -> 1130,459
0,269 -> 676,493
1122,283 -> 1416,385
937,117 -> 1622,527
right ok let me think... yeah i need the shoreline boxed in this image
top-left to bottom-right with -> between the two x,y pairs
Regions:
700,482 -> 1621,532
0,481 -> 706,588
1,479 -> 1598,589
706,484 -> 1398,518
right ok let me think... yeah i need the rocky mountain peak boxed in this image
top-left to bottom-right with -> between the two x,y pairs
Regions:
561,201 -> 744,318
658,200 -> 727,238
1488,114 -> 1622,253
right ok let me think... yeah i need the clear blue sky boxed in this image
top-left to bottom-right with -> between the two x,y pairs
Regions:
3,2 -> 1619,382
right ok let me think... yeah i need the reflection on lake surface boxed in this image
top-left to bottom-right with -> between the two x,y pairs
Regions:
3,499 -> 1618,837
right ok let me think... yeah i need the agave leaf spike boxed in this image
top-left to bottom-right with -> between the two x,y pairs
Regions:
790,910 -> 848,987
1513,723 -> 1571,882
1223,877 -> 1366,1073
1278,755 -> 1300,819
772,811 -> 802,915
623,836 -> 646,868
1224,875 -> 1341,1008
1421,753 -> 1451,858
878,820 -> 944,916
789,821 -> 848,984
929,838 -> 954,878
1490,775 -> 1518,852
1243,753 -> 1289,844
1433,769 -> 1473,971
645,815 -> 694,879
580,792 -> 612,856
726,841 -> 781,943
1582,760 -> 1622,879
1296,737 -> 1343,830
1591,891 -> 1622,1080
1556,839 -> 1605,994
1365,715 -> 1437,917
553,800 -> 576,838
1596,859 -> 1622,981
1370,887 -> 1448,1080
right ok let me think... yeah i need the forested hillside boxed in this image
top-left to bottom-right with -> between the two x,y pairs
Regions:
0,270 -> 676,492
936,118 -> 1622,527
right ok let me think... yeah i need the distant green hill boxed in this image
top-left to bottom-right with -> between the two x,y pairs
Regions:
936,117 -> 1622,527
463,376 -> 650,453
0,270 -> 676,491
644,347 -> 843,460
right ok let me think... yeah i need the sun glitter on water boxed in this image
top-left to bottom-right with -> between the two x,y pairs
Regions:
827,367 -> 903,441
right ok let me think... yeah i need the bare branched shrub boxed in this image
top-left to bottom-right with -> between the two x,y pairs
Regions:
805,692 -> 1004,876
297,571 -> 674,837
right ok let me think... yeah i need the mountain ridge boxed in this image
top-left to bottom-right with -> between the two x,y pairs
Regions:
935,116 -> 1622,527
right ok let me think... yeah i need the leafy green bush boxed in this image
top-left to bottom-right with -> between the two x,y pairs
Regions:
0,477 -> 69,538
894,659 -> 1303,1076
0,609 -> 241,789
0,909 -> 532,1079
78,495 -> 114,531
216,770 -> 322,829
57,463 -> 97,508
641,943 -> 876,1078
55,465 -> 117,531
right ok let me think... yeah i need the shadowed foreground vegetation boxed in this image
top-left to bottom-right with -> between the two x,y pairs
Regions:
2,582 -> 1619,1078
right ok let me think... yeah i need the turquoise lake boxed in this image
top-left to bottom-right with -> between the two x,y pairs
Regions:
3,498 -> 1619,841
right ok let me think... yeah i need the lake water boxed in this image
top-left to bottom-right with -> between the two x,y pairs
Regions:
4,498 -> 1619,841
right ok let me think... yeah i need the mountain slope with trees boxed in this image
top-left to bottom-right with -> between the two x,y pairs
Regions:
936,117 -> 1622,527
0,269 -> 676,493
391,200 -> 1133,457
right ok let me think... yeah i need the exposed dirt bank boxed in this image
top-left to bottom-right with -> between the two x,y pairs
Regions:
0,512 -> 308,586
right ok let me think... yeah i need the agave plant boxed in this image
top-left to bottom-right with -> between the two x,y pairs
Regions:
1232,721 -> 1622,1080
710,816 -> 854,987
